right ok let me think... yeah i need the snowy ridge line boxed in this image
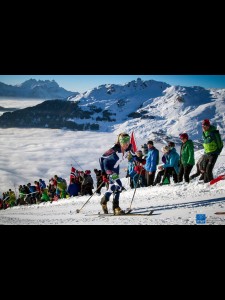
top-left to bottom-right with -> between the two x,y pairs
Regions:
131,197 -> 225,213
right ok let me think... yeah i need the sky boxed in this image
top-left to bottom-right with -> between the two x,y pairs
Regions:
0,75 -> 225,93
1,100 -> 225,225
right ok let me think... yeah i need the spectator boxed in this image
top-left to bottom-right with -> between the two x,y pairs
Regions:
141,143 -> 148,158
201,119 -> 223,183
67,178 -> 79,197
80,170 -> 94,196
125,152 -> 136,189
154,145 -> 179,185
94,169 -> 105,195
144,141 -> 159,186
133,150 -> 146,188
189,154 -> 207,181
178,133 -> 195,183
48,179 -> 56,201
167,141 -> 180,183
54,175 -> 67,198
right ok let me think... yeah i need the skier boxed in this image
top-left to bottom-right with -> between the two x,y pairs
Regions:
99,132 -> 134,215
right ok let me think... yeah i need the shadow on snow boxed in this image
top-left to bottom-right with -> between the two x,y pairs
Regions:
131,197 -> 225,213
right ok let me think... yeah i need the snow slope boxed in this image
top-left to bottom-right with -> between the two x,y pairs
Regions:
0,129 -> 225,225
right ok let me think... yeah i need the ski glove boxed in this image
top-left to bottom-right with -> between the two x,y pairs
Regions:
111,173 -> 119,180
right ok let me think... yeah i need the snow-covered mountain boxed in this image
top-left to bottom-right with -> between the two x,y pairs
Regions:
68,78 -> 225,143
0,79 -> 77,99
0,78 -> 224,146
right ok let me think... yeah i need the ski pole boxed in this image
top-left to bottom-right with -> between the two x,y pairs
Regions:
76,181 -> 104,213
70,157 -> 84,171
128,165 -> 143,212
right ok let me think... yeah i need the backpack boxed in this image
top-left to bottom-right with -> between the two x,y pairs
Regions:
214,130 -> 223,153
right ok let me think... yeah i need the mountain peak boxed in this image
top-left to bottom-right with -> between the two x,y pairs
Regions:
18,79 -> 60,89
0,79 -> 76,99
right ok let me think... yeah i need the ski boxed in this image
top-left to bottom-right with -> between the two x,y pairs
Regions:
214,212 -> 225,215
88,210 -> 155,217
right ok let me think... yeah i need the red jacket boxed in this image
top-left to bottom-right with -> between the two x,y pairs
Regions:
134,165 -> 145,175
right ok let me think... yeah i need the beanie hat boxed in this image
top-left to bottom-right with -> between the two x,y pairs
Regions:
179,133 -> 188,140
161,145 -> 170,153
202,119 -> 210,126
147,141 -> 154,145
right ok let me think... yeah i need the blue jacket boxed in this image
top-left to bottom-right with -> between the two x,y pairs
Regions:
162,148 -> 180,174
39,179 -> 46,189
145,147 -> 159,172
67,183 -> 79,197
127,158 -> 136,178
28,185 -> 36,193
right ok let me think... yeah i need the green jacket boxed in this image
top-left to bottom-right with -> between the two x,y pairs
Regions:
202,125 -> 223,155
180,139 -> 195,166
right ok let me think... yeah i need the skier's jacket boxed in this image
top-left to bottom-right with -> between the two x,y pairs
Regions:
202,125 -> 223,155
99,143 -> 134,175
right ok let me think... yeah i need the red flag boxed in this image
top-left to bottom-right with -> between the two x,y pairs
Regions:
70,166 -> 76,183
130,131 -> 137,152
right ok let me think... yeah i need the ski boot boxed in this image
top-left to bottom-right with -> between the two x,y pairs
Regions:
100,196 -> 108,214
101,203 -> 108,214
114,207 -> 125,215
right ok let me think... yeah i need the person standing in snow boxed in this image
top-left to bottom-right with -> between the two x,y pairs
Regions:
67,178 -> 79,197
144,141 -> 159,186
94,169 -> 106,195
178,133 -> 195,183
99,132 -> 134,215
141,143 -> 148,158
201,119 -> 223,183
132,150 -> 146,188
80,170 -> 94,196
125,152 -> 136,189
